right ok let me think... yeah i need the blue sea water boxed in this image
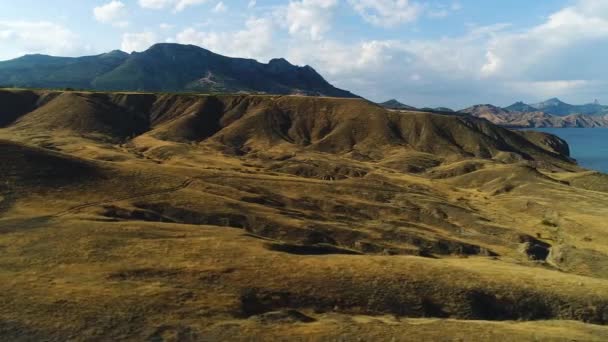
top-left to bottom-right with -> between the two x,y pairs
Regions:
529,128 -> 608,173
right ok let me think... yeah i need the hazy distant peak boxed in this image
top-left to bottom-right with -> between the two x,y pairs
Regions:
533,98 -> 568,109
504,101 -> 537,113
380,99 -> 417,110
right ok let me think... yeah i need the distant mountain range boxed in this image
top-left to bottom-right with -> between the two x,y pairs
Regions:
504,101 -> 537,113
379,99 -> 417,110
0,43 -> 358,98
1,46 -> 605,128
525,98 -> 608,116
461,101 -> 608,128
379,98 -> 608,128
378,99 -> 454,113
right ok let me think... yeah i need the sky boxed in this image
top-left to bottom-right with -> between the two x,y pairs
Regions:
0,0 -> 606,108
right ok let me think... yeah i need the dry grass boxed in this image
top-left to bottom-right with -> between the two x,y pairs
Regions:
1,89 -> 608,340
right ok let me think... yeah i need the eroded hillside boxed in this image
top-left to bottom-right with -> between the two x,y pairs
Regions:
1,89 -> 608,341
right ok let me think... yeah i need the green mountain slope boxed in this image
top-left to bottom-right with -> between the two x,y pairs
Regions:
0,51 -> 129,89
0,44 -> 358,98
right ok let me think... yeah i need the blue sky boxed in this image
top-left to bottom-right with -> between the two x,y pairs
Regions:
0,0 -> 606,108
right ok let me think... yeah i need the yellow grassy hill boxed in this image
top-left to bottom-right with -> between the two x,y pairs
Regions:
1,89 -> 608,341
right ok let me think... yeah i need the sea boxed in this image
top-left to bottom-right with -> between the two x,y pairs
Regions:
529,128 -> 608,173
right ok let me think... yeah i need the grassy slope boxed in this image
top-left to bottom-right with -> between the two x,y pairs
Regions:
1,89 -> 608,340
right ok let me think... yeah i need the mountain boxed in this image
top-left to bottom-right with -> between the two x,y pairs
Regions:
0,43 -> 357,98
379,99 -> 417,110
505,101 -> 537,112
459,104 -> 513,125
531,98 -> 577,116
526,98 -> 608,116
0,50 -> 130,89
462,101 -> 608,128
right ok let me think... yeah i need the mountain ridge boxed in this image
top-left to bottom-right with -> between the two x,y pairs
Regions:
0,43 -> 358,98
462,99 -> 608,128
379,99 -> 417,110
505,98 -> 608,117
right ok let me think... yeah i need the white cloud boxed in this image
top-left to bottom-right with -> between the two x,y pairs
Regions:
0,21 -> 81,60
0,30 -> 15,40
477,1 -> 608,82
348,0 -> 423,27
248,0 -> 257,8
175,0 -> 208,12
160,23 -> 174,30
121,32 -> 157,52
505,80 -> 592,100
213,1 -> 227,13
281,0 -> 339,40
138,0 -> 173,9
94,1 -> 129,27
176,17 -> 275,59
480,51 -> 500,76
138,0 -> 207,12
277,0 -> 608,106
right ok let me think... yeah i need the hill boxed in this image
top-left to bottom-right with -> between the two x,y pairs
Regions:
460,104 -> 511,123
4,90 -> 608,340
0,44 -> 357,98
0,90 -> 573,166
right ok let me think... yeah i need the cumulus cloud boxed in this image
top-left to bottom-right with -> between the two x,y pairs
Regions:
121,32 -> 157,52
94,1 -> 129,27
348,0 -> 423,27
279,0 -> 608,107
138,0 -> 170,9
138,0 -> 207,12
479,2 -> 608,82
176,17 -> 275,59
175,0 -> 208,12
0,21 -> 81,60
283,0 -> 339,40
